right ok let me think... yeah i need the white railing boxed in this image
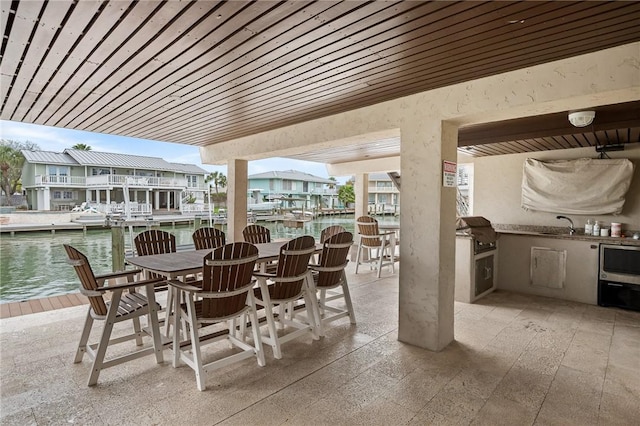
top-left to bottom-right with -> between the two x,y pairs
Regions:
34,174 -> 206,190
368,186 -> 398,193
181,203 -> 212,214
94,202 -> 152,217
310,188 -> 338,195
35,175 -> 86,186
86,175 -> 190,189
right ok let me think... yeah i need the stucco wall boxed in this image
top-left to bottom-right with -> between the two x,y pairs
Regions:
459,144 -> 640,231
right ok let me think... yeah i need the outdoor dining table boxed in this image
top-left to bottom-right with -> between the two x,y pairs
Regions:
125,241 -> 296,280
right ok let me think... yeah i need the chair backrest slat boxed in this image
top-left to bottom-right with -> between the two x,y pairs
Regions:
201,242 -> 258,318
192,227 -> 226,250
316,232 -> 353,288
320,225 -> 346,243
270,235 -> 315,300
242,224 -> 271,244
134,230 -> 176,279
134,229 -> 176,255
356,216 -> 382,248
63,244 -> 107,316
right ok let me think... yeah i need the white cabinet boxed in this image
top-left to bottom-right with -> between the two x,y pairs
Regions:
530,247 -> 566,289
498,234 -> 599,305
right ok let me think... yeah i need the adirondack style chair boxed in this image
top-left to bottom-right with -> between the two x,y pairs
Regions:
64,244 -> 164,386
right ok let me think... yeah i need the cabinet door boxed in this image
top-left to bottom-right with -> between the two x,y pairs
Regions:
475,255 -> 495,296
531,247 -> 566,289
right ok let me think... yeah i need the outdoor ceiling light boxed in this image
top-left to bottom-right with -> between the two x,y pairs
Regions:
568,110 -> 595,127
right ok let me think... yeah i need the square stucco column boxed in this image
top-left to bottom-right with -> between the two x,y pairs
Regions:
227,159 -> 248,242
398,121 -> 457,351
354,173 -> 369,218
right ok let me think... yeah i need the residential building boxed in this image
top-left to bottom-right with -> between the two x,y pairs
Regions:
367,172 -> 400,214
247,170 -> 338,209
21,149 -> 208,212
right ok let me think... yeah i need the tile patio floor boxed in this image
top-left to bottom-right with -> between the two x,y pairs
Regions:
1,263 -> 638,425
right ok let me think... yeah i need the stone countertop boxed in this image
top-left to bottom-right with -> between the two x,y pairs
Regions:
494,224 -> 640,246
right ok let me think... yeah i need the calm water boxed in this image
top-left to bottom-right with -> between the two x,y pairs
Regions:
0,215 -> 399,303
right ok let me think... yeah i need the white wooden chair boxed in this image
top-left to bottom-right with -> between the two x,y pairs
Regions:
355,215 -> 396,278
64,244 -> 164,386
169,242 -> 265,391
253,236 -> 319,359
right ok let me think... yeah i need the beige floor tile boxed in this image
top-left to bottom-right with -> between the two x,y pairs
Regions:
2,274 -> 639,426
492,364 -> 553,411
471,396 -> 537,426
535,366 -> 603,426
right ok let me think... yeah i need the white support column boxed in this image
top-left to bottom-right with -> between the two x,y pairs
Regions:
166,191 -> 170,211
398,120 -> 457,351
227,159 -> 248,242
106,189 -> 111,205
154,191 -> 160,210
85,189 -> 91,203
354,173 -> 368,219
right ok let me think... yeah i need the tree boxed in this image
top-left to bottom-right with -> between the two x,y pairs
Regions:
337,182 -> 355,206
71,143 -> 92,150
0,139 -> 39,203
205,171 -> 227,194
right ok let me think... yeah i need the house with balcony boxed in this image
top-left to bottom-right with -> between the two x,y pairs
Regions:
367,172 -> 400,215
247,170 -> 337,211
21,149 -> 208,213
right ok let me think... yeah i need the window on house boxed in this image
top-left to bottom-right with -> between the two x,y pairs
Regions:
377,181 -> 392,189
269,180 -> 275,190
186,175 -> 197,187
282,180 -> 293,190
53,191 -> 75,200
92,168 -> 111,175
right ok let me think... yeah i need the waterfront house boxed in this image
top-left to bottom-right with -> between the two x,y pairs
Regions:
247,170 -> 337,210
367,172 -> 400,215
21,149 -> 208,213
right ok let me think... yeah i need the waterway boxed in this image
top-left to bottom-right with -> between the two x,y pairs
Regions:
0,215 -> 399,303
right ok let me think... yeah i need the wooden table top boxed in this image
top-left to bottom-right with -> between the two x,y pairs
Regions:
125,241 -> 320,279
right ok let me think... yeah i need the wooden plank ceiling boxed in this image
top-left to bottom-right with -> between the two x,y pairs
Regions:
2,0 -> 640,159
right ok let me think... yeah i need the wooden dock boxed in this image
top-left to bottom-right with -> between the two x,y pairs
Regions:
0,293 -> 89,319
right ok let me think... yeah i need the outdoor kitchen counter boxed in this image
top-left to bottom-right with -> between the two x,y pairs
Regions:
495,227 -> 640,246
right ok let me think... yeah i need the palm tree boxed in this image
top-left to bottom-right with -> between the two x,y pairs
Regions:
71,143 -> 92,150
328,176 -> 337,189
205,171 -> 227,194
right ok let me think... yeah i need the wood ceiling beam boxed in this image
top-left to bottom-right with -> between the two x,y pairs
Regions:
458,101 -> 640,147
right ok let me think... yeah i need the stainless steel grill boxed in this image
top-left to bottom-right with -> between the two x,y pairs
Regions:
455,216 -> 498,255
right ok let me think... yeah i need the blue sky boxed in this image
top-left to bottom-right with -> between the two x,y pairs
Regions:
0,120 -> 343,181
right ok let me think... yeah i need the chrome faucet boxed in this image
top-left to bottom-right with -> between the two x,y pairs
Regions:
556,215 -> 575,235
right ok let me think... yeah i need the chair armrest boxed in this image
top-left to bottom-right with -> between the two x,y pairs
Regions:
253,271 -> 276,279
168,279 -> 203,293
99,277 -> 166,293
308,261 -> 348,273
378,231 -> 396,237
95,269 -> 142,286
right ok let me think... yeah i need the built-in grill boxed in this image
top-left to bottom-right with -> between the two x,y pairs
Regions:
456,216 -> 498,254
455,216 -> 499,303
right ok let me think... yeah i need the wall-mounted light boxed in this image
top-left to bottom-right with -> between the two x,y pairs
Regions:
568,110 -> 595,127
